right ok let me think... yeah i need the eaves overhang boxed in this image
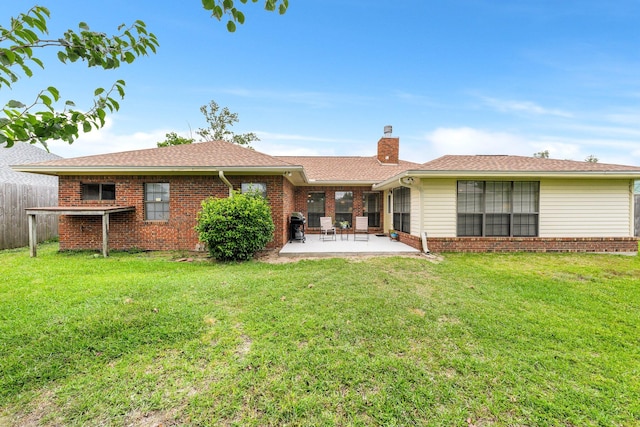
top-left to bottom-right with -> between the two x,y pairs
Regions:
372,169 -> 640,190
10,165 -> 308,181
303,179 -> 379,187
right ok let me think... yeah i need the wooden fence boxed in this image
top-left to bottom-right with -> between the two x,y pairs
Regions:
0,182 -> 58,250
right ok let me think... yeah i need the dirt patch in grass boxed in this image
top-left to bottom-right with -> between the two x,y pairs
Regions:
252,249 -> 443,264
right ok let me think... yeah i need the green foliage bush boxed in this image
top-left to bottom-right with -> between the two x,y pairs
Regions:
195,192 -> 275,261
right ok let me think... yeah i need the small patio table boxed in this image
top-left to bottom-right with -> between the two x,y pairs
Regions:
339,227 -> 350,240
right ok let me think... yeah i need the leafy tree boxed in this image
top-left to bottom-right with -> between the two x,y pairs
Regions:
195,191 -> 275,261
585,154 -> 599,163
1,2 -> 287,150
156,132 -> 195,147
203,0 -> 289,32
196,100 -> 259,147
533,150 -> 550,159
0,6 -> 158,149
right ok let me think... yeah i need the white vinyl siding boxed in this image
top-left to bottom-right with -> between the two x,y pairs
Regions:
410,185 -> 421,237
539,179 -> 631,237
421,179 -> 457,237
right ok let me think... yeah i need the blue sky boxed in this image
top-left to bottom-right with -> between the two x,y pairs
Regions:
5,1 -> 640,164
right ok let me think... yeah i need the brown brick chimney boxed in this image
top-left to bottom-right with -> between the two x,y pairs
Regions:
377,126 -> 399,164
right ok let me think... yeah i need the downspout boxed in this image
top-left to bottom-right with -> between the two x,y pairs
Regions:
219,171 -> 233,197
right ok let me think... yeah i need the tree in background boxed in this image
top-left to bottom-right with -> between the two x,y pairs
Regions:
2,1 -> 287,150
156,100 -> 259,147
156,132 -> 195,148
585,155 -> 599,163
533,150 -> 550,159
196,100 -> 259,146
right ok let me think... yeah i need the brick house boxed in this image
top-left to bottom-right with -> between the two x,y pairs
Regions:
13,131 -> 640,254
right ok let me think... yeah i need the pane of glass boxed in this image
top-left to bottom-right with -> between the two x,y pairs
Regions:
457,181 -> 484,213
485,214 -> 510,236
486,182 -> 511,213
241,182 -> 267,198
401,213 -> 410,233
363,193 -> 380,227
514,214 -> 538,236
335,212 -> 352,227
635,180 -> 640,194
457,214 -> 482,236
335,191 -> 353,214
145,184 -> 155,201
102,184 -> 116,200
307,192 -> 325,227
82,183 -> 100,200
159,183 -> 170,201
366,213 -> 380,227
307,193 -> 325,214
393,212 -> 401,231
307,213 -> 322,228
513,182 -> 539,213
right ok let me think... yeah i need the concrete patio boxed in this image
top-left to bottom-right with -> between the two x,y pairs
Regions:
279,233 -> 421,257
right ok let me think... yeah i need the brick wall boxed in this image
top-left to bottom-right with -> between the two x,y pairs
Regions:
58,174 -> 289,252
424,237 -> 639,253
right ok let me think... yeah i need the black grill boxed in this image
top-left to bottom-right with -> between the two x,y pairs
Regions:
289,212 -> 306,243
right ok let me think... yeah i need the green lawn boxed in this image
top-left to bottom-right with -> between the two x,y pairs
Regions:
1,243 -> 639,426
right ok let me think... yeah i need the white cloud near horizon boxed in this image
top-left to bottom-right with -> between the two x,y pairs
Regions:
46,117 -> 169,158
423,126 -> 640,165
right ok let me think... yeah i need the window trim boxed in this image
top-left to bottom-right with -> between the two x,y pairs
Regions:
335,191 -> 354,227
144,182 -> 170,221
457,180 -> 539,237
307,192 -> 326,228
392,187 -> 410,233
363,191 -> 381,227
81,183 -> 116,201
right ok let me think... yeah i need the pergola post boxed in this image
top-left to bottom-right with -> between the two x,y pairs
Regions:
102,212 -> 110,257
28,213 -> 37,257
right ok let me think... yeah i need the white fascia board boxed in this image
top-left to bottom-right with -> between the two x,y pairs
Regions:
11,165 -> 306,176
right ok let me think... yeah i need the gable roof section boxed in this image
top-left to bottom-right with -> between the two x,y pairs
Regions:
373,155 -> 640,189
13,140 -> 421,184
1,142 -> 61,186
12,140 -> 302,176
276,156 -> 420,184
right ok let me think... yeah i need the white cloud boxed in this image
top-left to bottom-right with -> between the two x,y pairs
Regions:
483,97 -> 573,118
425,127 -> 535,156
255,131 -> 363,156
46,117 -> 176,158
423,126 -> 640,165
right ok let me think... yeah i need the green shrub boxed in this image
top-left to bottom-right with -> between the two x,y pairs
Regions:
195,192 -> 275,261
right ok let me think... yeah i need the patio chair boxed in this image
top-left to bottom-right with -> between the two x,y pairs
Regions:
319,216 -> 336,241
354,216 -> 369,241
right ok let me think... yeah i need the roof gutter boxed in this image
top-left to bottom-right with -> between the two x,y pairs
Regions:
219,171 -> 233,197
373,169 -> 640,190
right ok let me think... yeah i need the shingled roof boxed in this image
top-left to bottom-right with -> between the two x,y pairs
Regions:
276,156 -> 420,183
415,155 -> 640,172
14,139 -> 420,184
1,143 -> 60,186
17,140 -> 294,170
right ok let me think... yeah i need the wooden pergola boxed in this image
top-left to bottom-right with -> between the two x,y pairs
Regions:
25,206 -> 135,258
